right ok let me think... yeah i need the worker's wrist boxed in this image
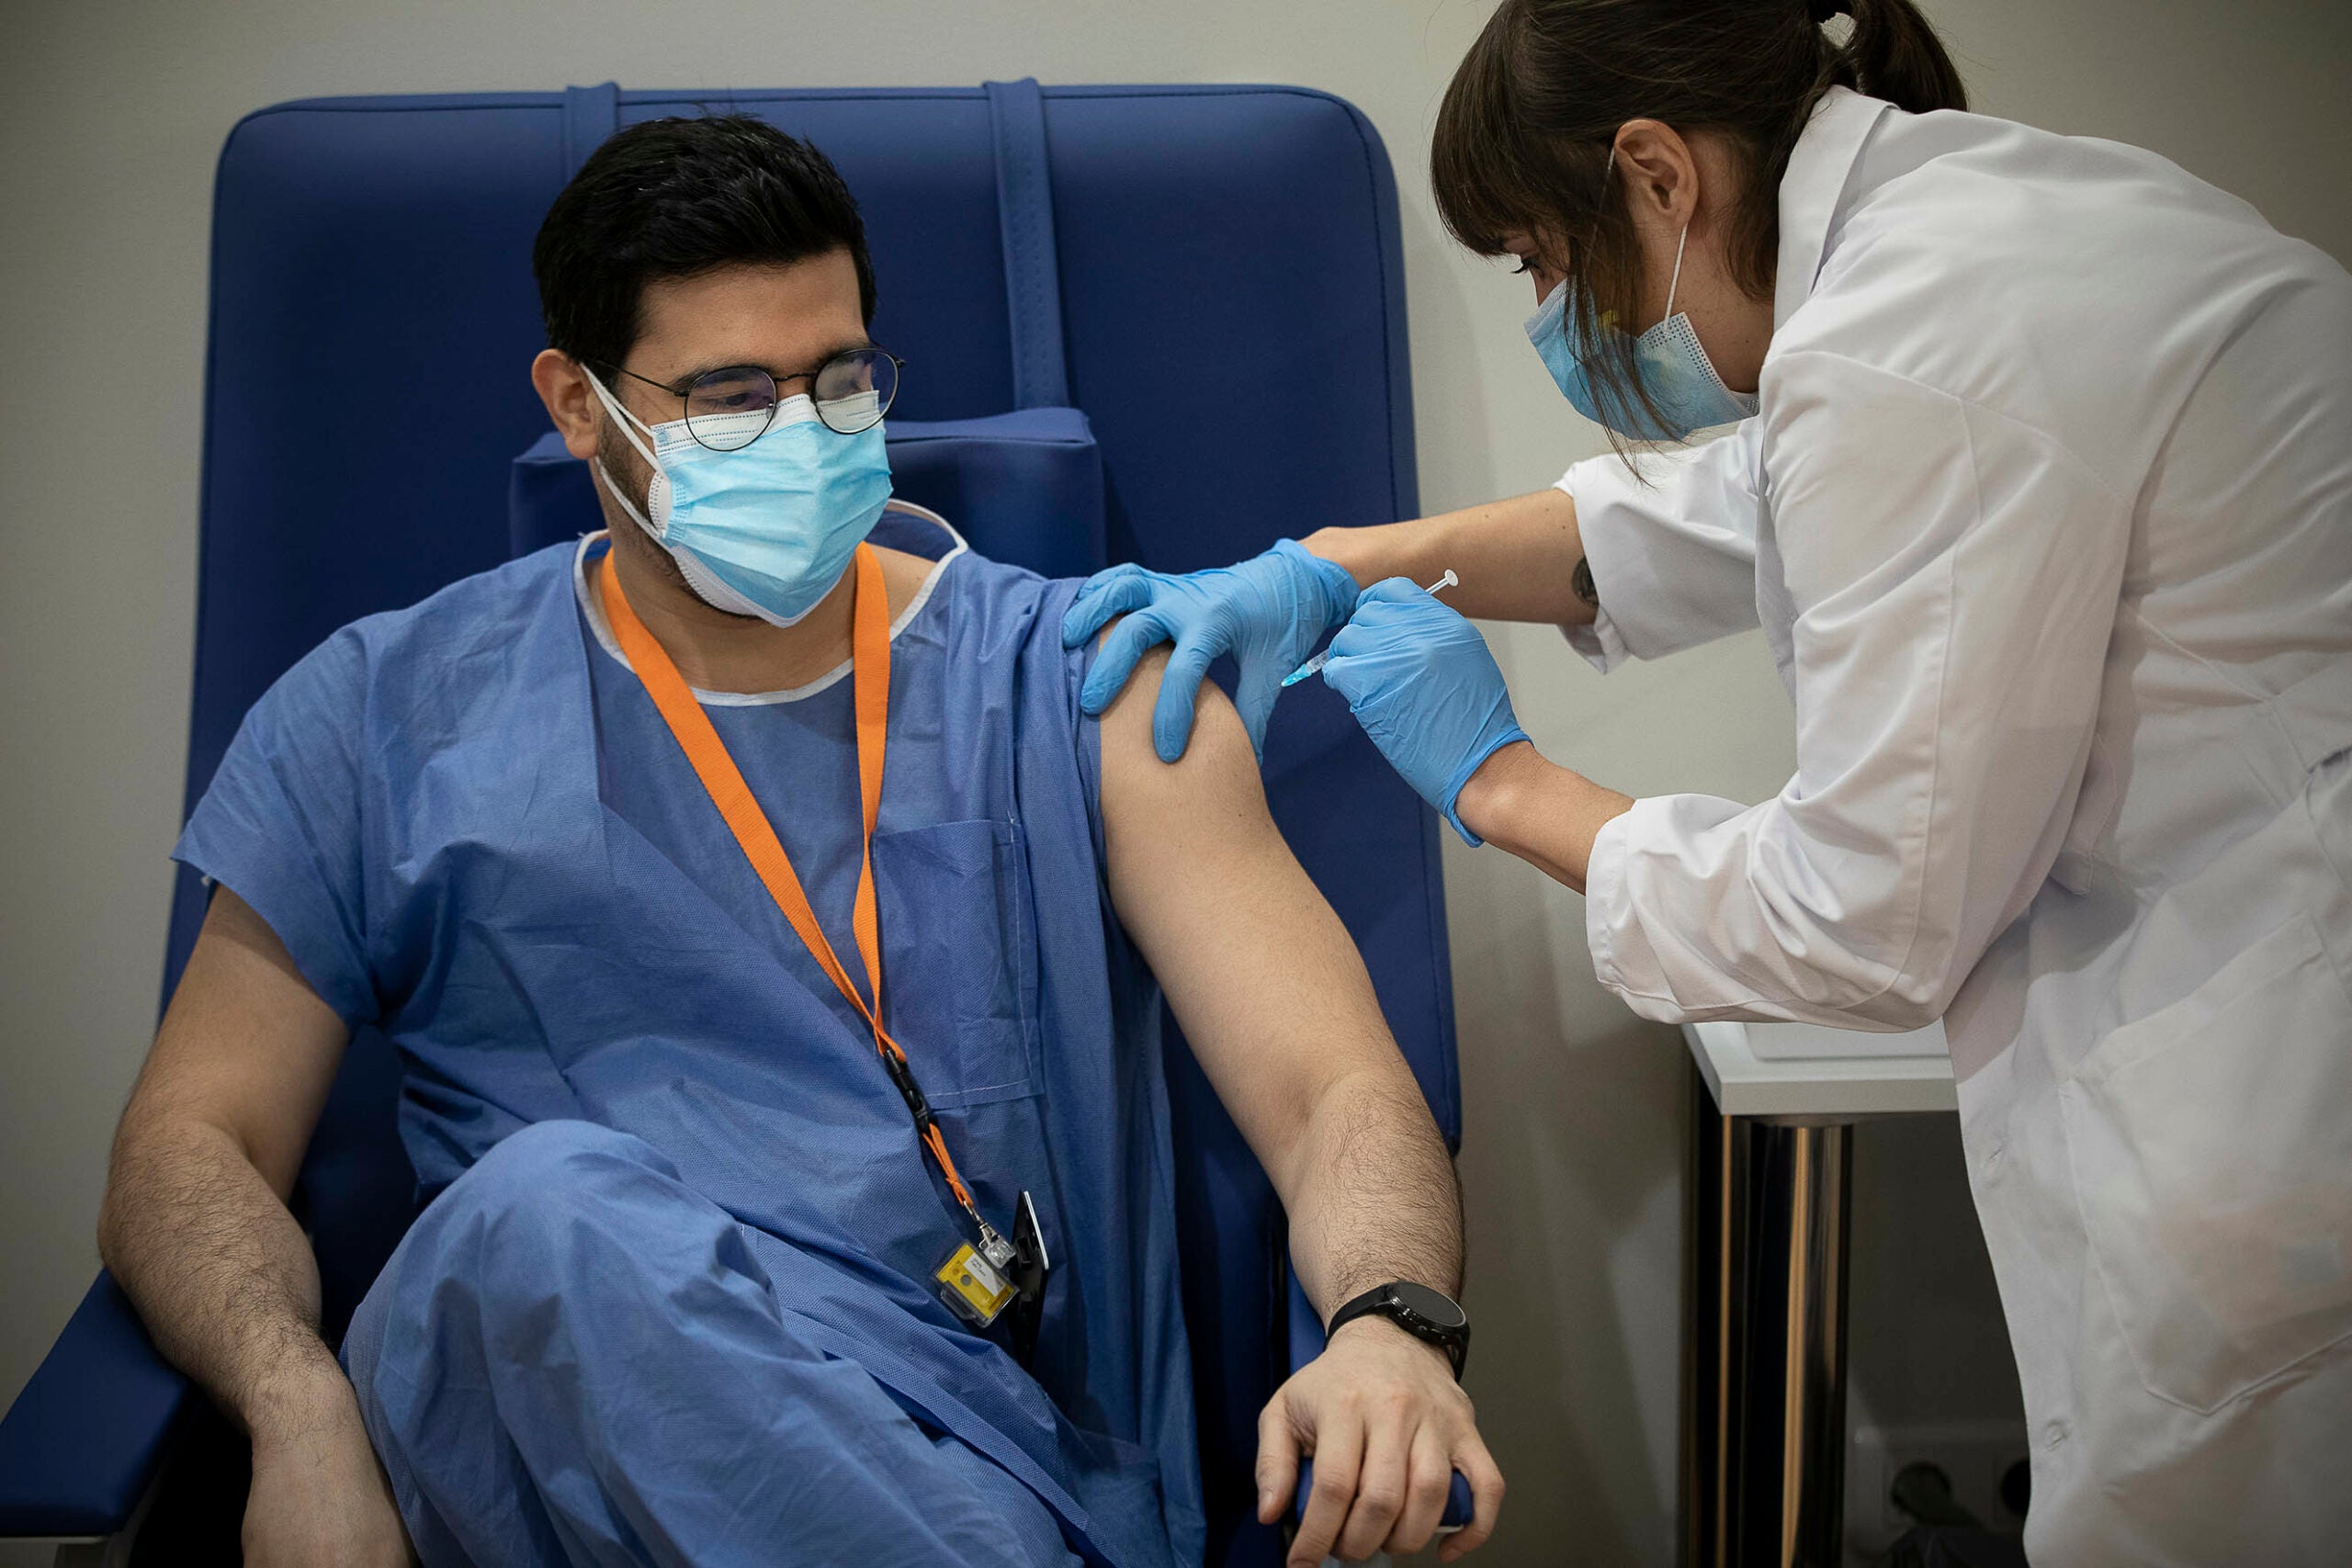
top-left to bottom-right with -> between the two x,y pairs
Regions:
1301,524 -> 1402,593
1278,536 -> 1370,626
1451,738 -> 1544,847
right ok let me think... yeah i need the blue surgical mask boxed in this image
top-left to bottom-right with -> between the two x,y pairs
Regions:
585,371 -> 893,627
1523,222 -> 1758,443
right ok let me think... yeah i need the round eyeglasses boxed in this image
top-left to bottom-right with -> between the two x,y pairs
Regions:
594,347 -> 903,450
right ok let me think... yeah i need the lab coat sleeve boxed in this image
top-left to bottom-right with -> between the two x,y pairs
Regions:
1556,420 -> 1763,672
1585,355 -> 2129,1030
172,628 -> 380,1029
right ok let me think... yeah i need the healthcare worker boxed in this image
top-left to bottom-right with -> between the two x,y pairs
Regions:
1064,0 -> 2352,1561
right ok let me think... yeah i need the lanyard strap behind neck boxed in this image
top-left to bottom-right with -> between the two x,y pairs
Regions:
595,541 -> 983,1224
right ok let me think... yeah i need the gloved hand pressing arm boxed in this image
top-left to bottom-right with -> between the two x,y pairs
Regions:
1319,580 -> 1531,846
1061,540 -> 1363,762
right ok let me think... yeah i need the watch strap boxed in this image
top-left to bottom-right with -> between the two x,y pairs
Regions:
1327,1283 -> 1468,1379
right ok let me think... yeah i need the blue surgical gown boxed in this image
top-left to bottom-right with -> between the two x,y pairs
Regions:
173,508 -> 1204,1567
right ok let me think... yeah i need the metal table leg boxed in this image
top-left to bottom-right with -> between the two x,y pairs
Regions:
1682,1060 -> 1855,1568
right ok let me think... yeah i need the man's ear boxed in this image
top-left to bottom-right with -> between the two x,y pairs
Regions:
531,349 -> 602,462
1608,118 -> 1700,238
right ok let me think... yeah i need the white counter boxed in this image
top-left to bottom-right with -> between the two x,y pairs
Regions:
1682,1019 -> 1957,1122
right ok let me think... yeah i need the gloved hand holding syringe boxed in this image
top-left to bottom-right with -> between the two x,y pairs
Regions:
1302,566 -> 1530,848
1282,569 -> 1458,687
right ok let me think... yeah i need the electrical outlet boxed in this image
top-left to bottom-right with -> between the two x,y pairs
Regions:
1846,1421 -> 2030,1560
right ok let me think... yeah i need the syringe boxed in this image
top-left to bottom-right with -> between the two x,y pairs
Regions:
1282,569 -> 1459,687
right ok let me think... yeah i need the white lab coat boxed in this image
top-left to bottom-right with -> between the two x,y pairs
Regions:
1560,87 -> 2352,1563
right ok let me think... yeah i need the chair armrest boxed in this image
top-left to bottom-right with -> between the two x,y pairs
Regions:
0,1273 -> 190,1537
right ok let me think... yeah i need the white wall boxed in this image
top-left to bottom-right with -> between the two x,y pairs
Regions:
3,2 -> 2345,1562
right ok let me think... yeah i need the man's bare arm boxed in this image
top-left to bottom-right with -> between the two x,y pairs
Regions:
98,887 -> 410,1564
1097,647 -> 1501,1565
1099,662 -> 1460,1312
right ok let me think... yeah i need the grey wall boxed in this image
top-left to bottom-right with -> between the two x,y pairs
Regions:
3,2 -> 2346,1562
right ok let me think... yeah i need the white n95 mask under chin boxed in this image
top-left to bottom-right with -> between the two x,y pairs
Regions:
584,369 -> 893,627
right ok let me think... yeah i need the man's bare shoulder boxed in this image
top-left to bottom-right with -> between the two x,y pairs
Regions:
1092,637 -> 1267,839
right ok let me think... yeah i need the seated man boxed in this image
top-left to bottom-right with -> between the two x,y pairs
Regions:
97,115 -> 1501,1568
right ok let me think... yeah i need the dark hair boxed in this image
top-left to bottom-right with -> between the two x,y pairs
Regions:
1433,0 -> 1965,442
532,114 -> 876,372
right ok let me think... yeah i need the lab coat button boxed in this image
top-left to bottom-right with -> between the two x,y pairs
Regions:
2041,1419 -> 2069,1450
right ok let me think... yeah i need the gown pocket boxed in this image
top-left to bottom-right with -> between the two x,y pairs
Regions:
869,818 -> 1043,1109
2060,912 -> 2352,1413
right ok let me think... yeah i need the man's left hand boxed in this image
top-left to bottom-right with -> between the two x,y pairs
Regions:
1255,1316 -> 1504,1565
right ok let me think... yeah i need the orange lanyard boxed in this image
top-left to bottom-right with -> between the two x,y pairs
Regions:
597,541 -> 989,1234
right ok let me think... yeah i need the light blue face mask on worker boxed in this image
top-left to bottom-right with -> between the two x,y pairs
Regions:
1523,221 -> 1759,443
586,372 -> 892,626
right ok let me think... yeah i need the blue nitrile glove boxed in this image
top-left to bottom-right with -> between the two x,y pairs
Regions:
1060,539 -> 1362,762
1319,579 -> 1530,846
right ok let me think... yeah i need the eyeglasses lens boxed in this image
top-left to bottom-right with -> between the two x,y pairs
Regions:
685,367 -> 780,451
814,350 -> 898,434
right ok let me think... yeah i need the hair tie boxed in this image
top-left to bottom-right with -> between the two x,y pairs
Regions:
1808,0 -> 1851,20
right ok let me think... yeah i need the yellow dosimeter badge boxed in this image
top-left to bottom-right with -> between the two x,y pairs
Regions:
936,1241 -> 1017,1326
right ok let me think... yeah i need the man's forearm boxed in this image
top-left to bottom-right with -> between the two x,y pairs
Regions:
1305,486 -> 1594,630
1281,1066 -> 1463,1321
99,1117 -> 350,1438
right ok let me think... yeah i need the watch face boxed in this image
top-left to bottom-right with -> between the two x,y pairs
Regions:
1390,1281 -> 1467,1332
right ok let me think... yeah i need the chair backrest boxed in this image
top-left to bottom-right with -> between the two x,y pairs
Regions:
170,83 -> 1455,1567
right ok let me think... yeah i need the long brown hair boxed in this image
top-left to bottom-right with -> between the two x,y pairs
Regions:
1433,0 -> 1966,443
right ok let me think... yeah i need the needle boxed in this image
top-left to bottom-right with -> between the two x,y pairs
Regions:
1282,569 -> 1459,687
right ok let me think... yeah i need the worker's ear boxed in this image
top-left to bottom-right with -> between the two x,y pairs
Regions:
1609,119 -> 1700,240
531,349 -> 603,462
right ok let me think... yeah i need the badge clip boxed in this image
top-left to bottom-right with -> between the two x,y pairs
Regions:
1009,1190 -> 1051,1365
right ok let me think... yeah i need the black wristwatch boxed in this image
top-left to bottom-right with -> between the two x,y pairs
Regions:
1327,1281 -> 1470,1379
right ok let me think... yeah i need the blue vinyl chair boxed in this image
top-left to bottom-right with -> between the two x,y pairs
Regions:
0,81 -> 1456,1566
